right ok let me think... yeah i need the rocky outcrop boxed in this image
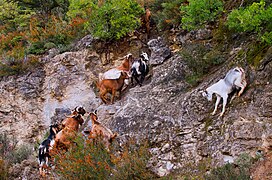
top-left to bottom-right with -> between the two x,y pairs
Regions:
0,34 -> 271,178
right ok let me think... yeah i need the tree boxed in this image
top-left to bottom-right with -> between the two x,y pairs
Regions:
10,0 -> 69,18
227,0 -> 272,45
88,0 -> 144,41
180,0 -> 223,31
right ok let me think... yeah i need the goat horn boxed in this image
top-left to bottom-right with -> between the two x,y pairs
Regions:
66,114 -> 76,118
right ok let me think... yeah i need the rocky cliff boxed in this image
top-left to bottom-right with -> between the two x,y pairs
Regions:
0,31 -> 271,178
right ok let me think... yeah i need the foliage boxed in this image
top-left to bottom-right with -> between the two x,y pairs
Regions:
0,132 -> 32,180
226,0 -> 272,45
111,140 -> 156,180
11,0 -> 70,18
67,0 -> 93,20
150,0 -> 185,30
87,0 -> 144,41
54,135 -> 155,180
0,0 -> 35,32
205,153 -> 256,180
180,43 -> 225,86
0,133 -> 32,165
180,0 -> 223,31
0,158 -> 9,180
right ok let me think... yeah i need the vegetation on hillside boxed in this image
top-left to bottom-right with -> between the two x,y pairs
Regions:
53,136 -> 156,180
0,133 -> 32,179
0,0 -> 271,76
0,0 -> 271,178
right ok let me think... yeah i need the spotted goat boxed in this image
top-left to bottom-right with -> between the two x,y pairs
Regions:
130,52 -> 149,86
38,123 -> 61,176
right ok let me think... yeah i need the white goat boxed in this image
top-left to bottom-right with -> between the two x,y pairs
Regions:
202,67 -> 247,116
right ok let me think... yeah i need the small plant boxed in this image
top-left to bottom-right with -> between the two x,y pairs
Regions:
87,0 -> 144,41
0,133 -> 32,179
54,135 -> 156,180
150,0 -> 185,30
180,0 -> 223,31
0,158 -> 9,180
226,0 -> 272,45
205,153 -> 255,180
180,43 -> 224,86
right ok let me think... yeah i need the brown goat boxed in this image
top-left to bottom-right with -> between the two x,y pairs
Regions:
97,71 -> 129,104
87,111 -> 117,150
117,53 -> 133,73
142,8 -> 151,35
54,107 -> 85,150
99,53 -> 133,82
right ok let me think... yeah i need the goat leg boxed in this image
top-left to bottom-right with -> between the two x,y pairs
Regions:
139,75 -> 145,86
111,89 -> 116,104
100,90 -> 108,104
220,95 -> 228,117
134,76 -> 141,86
212,95 -> 221,115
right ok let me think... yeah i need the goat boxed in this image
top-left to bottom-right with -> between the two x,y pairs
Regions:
99,53 -> 133,81
38,123 -> 61,177
54,106 -> 86,151
130,52 -> 149,86
97,71 -> 129,104
141,8 -> 151,36
202,67 -> 247,116
86,110 -> 117,150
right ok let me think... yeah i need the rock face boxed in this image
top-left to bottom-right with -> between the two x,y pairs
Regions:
0,35 -> 272,178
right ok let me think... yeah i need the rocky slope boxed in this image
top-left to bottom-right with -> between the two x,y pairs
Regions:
0,30 -> 271,178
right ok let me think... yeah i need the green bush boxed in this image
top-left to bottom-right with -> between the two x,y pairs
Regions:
44,42 -> 56,50
87,0 -> 144,41
226,0 -> 272,45
180,44 -> 225,86
0,132 -> 32,179
27,41 -> 46,55
180,0 -> 223,31
205,153 -> 255,180
150,0 -> 185,30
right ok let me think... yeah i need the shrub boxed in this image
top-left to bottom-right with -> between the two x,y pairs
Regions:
205,153 -> 255,180
0,132 -> 32,180
226,0 -> 272,45
111,140 -> 156,180
54,135 -> 156,180
54,136 -> 112,180
0,158 -> 9,180
150,0 -> 185,30
180,0 -> 223,31
180,44 -> 225,86
87,0 -> 144,41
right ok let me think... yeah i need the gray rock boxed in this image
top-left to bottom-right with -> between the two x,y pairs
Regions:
148,37 -> 171,65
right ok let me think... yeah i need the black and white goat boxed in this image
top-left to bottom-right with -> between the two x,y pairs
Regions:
38,124 -> 61,176
130,52 -> 149,86
202,67 -> 247,116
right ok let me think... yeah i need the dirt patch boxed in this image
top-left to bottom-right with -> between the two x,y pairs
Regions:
251,151 -> 272,180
